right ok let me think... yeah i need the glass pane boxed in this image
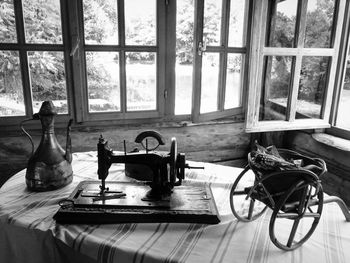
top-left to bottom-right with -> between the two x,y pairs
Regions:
297,56 -> 330,119
228,0 -> 246,47
126,52 -> 156,111
28,51 -> 68,114
83,0 -> 118,45
304,0 -> 335,48
203,0 -> 222,46
175,0 -> 194,115
0,0 -> 17,43
23,0 -> 62,44
266,0 -> 297,48
259,56 -> 293,121
225,54 -> 242,109
125,0 -> 156,46
336,52 -> 350,129
86,52 -> 120,112
200,53 -> 219,113
0,51 -> 25,116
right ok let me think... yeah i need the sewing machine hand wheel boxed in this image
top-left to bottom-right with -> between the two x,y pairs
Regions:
169,138 -> 178,184
135,130 -> 165,151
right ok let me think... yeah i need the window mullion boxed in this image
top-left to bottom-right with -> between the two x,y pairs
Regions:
287,0 -> 308,122
118,0 -> 126,115
60,0 -> 74,119
330,1 -> 350,126
191,0 -> 204,122
68,0 -> 87,122
217,0 -> 231,111
156,0 -> 166,117
14,0 -> 33,117
322,0 -> 346,122
246,0 -> 268,129
164,0 -> 176,117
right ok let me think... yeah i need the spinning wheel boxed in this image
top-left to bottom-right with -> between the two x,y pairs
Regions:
269,177 -> 323,250
230,166 -> 268,222
227,145 -> 347,251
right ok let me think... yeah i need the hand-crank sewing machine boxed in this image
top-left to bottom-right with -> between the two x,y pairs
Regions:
54,131 -> 220,224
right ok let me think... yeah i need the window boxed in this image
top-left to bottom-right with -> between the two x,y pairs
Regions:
0,0 -> 70,124
175,0 -> 248,122
246,0 -> 348,133
328,1 -> 350,140
81,0 -> 161,120
0,0 -> 250,127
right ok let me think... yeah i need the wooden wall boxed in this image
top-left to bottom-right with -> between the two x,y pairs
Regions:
0,121 -> 251,186
286,131 -> 350,206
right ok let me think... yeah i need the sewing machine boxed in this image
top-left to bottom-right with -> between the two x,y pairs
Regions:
54,131 -> 220,224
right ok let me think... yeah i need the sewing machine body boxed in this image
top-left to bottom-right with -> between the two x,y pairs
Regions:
97,134 -> 185,200
54,131 -> 220,224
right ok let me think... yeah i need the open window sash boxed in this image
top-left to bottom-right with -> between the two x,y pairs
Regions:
245,0 -> 346,133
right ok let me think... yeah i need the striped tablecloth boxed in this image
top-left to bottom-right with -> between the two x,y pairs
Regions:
1,151 -> 350,263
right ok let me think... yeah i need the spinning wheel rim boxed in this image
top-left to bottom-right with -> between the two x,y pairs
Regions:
230,166 -> 268,222
269,179 -> 324,251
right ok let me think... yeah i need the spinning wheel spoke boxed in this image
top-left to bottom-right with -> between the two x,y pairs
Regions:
287,218 -> 301,248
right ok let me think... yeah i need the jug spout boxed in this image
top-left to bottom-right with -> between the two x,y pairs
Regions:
65,119 -> 73,163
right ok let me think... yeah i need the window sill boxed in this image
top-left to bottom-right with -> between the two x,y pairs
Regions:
312,133 -> 350,152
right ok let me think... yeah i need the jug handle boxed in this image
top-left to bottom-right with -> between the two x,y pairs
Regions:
65,119 -> 73,163
20,114 -> 40,158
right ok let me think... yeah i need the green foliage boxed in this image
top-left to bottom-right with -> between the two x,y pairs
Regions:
0,0 -> 17,42
269,0 -> 334,104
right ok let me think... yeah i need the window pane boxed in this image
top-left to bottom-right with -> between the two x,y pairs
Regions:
304,0 -> 335,48
297,56 -> 330,119
336,53 -> 350,129
126,52 -> 156,111
23,0 -> 62,44
0,0 -> 17,43
259,56 -> 293,121
228,0 -> 246,47
266,0 -> 297,48
225,54 -> 242,109
203,0 -> 222,46
86,52 -> 120,112
83,0 -> 118,45
28,51 -> 67,114
175,0 -> 194,115
0,51 -> 25,116
200,53 -> 219,113
125,0 -> 156,46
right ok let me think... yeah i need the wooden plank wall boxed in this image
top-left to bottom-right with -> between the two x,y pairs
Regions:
0,121 -> 251,186
286,131 -> 350,206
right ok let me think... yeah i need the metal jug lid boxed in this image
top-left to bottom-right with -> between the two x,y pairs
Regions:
39,101 -> 57,116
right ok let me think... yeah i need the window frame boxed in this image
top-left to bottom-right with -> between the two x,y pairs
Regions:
191,0 -> 250,123
327,0 -> 350,140
245,0 -> 347,133
0,0 -> 73,126
0,0 -> 253,128
68,0 -> 166,123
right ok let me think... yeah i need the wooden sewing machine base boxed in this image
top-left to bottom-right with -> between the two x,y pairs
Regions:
54,181 -> 220,224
